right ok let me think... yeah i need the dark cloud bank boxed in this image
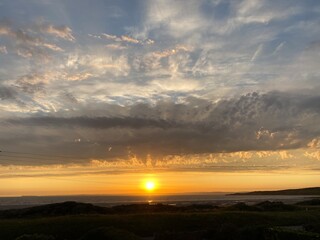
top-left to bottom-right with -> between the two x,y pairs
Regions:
1,91 -> 320,165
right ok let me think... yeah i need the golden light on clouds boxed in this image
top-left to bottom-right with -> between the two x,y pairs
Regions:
0,146 -> 320,196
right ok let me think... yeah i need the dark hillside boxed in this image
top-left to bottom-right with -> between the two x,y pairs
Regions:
231,187 -> 320,196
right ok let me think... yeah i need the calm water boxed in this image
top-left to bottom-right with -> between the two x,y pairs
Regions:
0,194 -> 317,209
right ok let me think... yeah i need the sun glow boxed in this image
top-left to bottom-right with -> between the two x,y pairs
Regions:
144,180 -> 156,191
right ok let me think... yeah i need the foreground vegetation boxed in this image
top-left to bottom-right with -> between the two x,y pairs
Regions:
0,200 -> 320,240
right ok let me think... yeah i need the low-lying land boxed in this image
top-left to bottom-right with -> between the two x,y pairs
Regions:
0,199 -> 320,240
230,187 -> 320,196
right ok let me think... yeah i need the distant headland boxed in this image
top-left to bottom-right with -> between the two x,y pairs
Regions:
230,187 -> 320,196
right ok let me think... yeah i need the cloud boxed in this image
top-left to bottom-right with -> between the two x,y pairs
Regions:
101,33 -> 118,40
105,44 -> 127,50
59,91 -> 78,104
0,158 -> 293,179
1,24 -> 62,51
2,90 -> 320,166
251,44 -> 264,61
65,72 -> 93,81
0,45 -> 7,54
308,138 -> 320,149
120,35 -> 140,44
1,1 -> 318,114
0,0 -> 320,174
38,24 -> 75,41
8,116 -> 177,129
0,23 -> 11,35
235,0 -> 302,24
151,45 -> 191,58
0,20 -> 67,63
92,33 -> 154,45
305,151 -> 320,161
0,85 -> 17,100
278,151 -> 293,160
143,0 -> 297,42
65,52 -> 130,77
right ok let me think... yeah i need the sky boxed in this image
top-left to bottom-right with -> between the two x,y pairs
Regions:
1,0 -> 320,196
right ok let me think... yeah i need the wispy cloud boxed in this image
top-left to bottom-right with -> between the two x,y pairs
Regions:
0,45 -> 7,54
90,33 -> 154,45
38,23 -> 75,41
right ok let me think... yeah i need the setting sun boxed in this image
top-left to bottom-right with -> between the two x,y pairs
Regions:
145,180 -> 156,191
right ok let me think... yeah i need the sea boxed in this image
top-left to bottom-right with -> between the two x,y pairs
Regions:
0,194 -> 317,210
